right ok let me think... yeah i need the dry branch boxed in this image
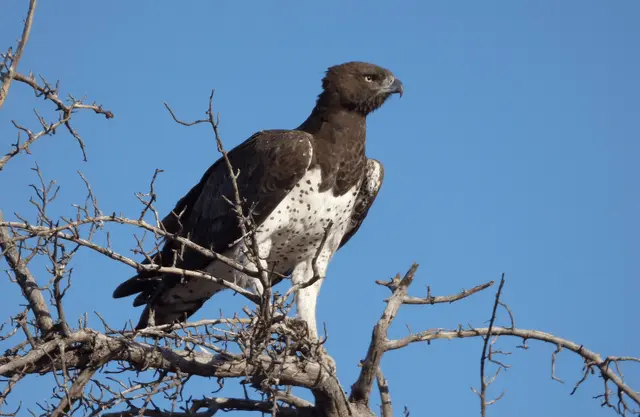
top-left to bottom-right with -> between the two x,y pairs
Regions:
398,280 -> 494,305
350,264 -> 419,405
386,326 -> 640,409
0,72 -> 113,170
0,210 -> 53,333
376,367 -> 393,417
0,0 -> 37,108
476,274 -> 506,416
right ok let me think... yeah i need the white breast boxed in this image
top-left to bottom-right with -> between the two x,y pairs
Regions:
164,168 -> 360,321
255,168 -> 359,273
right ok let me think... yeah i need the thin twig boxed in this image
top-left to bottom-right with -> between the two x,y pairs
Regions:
477,274 -> 506,416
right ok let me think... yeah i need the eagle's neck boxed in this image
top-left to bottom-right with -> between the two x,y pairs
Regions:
297,93 -> 367,195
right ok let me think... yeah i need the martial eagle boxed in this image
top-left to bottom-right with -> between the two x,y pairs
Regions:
113,62 -> 403,338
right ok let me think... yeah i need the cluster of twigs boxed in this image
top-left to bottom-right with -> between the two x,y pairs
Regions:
1,2 -> 638,417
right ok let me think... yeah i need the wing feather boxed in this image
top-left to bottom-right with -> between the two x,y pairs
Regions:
113,130 -> 313,311
338,158 -> 384,249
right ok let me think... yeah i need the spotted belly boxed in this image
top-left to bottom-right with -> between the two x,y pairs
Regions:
253,167 -> 359,275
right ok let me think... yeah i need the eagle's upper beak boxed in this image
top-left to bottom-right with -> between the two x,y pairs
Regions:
382,77 -> 404,97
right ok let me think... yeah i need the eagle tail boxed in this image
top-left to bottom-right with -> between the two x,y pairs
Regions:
134,299 -> 207,329
114,272 -> 220,330
112,274 -> 153,299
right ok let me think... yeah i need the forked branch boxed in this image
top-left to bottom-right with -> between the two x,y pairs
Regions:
350,264 -> 419,404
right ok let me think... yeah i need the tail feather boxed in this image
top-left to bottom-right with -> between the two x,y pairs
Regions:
112,274 -> 150,299
134,300 -> 207,329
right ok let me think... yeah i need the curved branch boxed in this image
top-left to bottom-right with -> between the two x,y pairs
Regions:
386,326 -> 640,407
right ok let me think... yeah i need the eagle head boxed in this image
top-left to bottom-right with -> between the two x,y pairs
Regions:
321,61 -> 403,115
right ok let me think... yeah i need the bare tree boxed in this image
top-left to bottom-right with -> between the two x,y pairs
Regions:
1,3 -> 638,417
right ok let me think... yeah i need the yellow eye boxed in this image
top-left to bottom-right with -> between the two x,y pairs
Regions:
364,75 -> 374,82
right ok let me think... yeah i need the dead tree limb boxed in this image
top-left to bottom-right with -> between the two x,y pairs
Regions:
350,263 -> 419,405
0,210 -> 53,333
0,0 -> 36,108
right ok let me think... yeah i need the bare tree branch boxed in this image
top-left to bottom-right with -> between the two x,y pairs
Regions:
397,280 -> 494,305
0,72 -> 113,170
1,216 -> 262,277
376,367 -> 393,417
189,396 -> 314,416
476,274 -> 506,416
350,263 -> 419,405
0,0 -> 36,108
0,210 -> 53,333
387,326 -> 640,408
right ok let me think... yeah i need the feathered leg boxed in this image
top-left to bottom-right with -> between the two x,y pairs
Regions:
291,259 -> 326,339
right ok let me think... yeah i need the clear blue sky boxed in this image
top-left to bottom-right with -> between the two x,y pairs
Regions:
1,1 -> 638,416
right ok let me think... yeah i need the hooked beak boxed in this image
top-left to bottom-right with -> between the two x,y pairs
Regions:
382,77 -> 404,97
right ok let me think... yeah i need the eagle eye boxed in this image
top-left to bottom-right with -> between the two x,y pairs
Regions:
363,75 -> 374,83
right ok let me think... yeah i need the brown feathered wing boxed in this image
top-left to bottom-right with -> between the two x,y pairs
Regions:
113,130 -> 314,326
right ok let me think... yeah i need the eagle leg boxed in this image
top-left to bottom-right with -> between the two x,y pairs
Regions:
291,259 -> 326,340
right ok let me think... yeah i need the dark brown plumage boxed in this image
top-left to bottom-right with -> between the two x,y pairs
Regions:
113,62 -> 402,333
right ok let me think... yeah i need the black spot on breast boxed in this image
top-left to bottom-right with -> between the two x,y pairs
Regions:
306,180 -> 312,185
